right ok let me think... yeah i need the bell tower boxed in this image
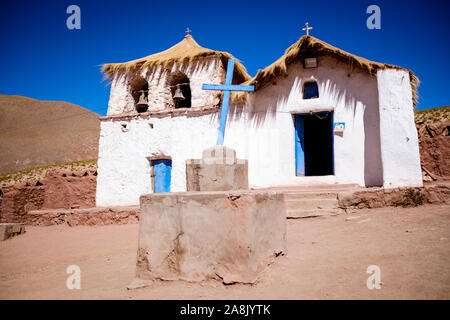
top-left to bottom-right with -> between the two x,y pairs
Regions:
101,33 -> 250,116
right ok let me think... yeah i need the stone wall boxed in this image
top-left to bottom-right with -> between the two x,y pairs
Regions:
338,183 -> 450,209
0,168 -> 97,223
26,206 -> 139,226
417,121 -> 450,179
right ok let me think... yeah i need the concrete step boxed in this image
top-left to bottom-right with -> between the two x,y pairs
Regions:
264,183 -> 359,219
283,192 -> 338,201
283,190 -> 343,219
287,208 -> 343,219
285,198 -> 338,211
266,183 -> 360,192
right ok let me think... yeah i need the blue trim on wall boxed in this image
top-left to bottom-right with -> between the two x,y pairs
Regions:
294,111 -> 334,176
202,84 -> 255,91
294,115 -> 305,176
153,159 -> 172,193
331,111 -> 335,175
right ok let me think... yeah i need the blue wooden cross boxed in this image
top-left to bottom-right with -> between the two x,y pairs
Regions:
202,59 -> 254,145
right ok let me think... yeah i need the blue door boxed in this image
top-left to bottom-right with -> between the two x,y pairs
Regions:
153,159 -> 172,193
294,115 -> 305,176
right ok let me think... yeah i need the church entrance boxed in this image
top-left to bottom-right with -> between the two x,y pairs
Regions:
152,159 -> 172,193
294,111 -> 334,176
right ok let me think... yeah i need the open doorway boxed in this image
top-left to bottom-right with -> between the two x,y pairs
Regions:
294,111 -> 334,176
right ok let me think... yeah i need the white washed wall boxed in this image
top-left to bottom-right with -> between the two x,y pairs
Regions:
377,69 -> 422,188
96,113 -> 219,206
225,57 -> 383,188
97,56 -> 420,206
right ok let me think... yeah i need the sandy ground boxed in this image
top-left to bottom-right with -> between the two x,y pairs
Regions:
1,205 -> 449,300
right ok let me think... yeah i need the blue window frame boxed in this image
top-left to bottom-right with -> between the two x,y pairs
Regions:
153,159 -> 172,193
303,81 -> 319,99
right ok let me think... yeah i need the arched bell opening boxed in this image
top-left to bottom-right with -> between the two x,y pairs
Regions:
169,71 -> 191,109
130,77 -> 149,113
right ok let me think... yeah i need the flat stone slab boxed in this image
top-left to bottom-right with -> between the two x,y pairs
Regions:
1,223 -> 25,241
337,182 -> 450,209
136,190 -> 286,284
26,206 -> 139,226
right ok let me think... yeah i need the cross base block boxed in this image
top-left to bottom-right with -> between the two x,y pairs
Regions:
135,190 -> 286,284
186,146 -> 248,191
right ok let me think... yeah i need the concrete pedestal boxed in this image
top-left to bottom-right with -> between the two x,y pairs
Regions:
186,146 -> 248,191
135,190 -> 286,284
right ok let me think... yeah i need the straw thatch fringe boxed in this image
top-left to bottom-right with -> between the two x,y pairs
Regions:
101,35 -> 250,83
101,35 -> 419,107
232,36 -> 419,106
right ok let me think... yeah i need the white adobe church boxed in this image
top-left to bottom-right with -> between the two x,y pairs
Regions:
96,30 -> 422,207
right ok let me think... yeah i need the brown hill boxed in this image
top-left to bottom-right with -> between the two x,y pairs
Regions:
0,94 -> 100,174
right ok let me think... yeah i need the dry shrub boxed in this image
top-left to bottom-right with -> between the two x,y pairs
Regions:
393,189 -> 428,207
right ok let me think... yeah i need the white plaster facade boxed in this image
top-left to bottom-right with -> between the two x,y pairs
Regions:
377,69 -> 422,188
96,43 -> 422,207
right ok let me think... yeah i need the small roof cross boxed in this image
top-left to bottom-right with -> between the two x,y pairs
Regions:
302,22 -> 313,36
185,27 -> 192,36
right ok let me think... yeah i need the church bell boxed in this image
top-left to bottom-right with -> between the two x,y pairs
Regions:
136,91 -> 148,107
173,86 -> 185,101
136,91 -> 149,112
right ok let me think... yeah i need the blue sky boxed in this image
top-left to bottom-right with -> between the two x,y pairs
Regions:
0,0 -> 449,115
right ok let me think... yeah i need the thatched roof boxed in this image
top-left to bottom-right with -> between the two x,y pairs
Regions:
233,35 -> 419,106
101,35 -> 250,82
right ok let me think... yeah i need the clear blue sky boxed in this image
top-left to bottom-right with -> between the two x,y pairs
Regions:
1,0 -> 449,115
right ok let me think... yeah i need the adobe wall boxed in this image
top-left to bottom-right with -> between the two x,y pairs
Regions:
97,56 -> 229,206
417,121 -> 450,179
225,56 -> 383,188
96,55 -> 422,206
96,112 -> 219,206
0,169 -> 97,223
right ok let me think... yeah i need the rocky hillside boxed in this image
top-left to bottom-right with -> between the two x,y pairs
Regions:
0,94 -> 100,174
415,106 -> 450,124
415,106 -> 450,180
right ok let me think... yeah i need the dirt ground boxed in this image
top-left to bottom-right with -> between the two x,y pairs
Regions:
1,205 -> 449,300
